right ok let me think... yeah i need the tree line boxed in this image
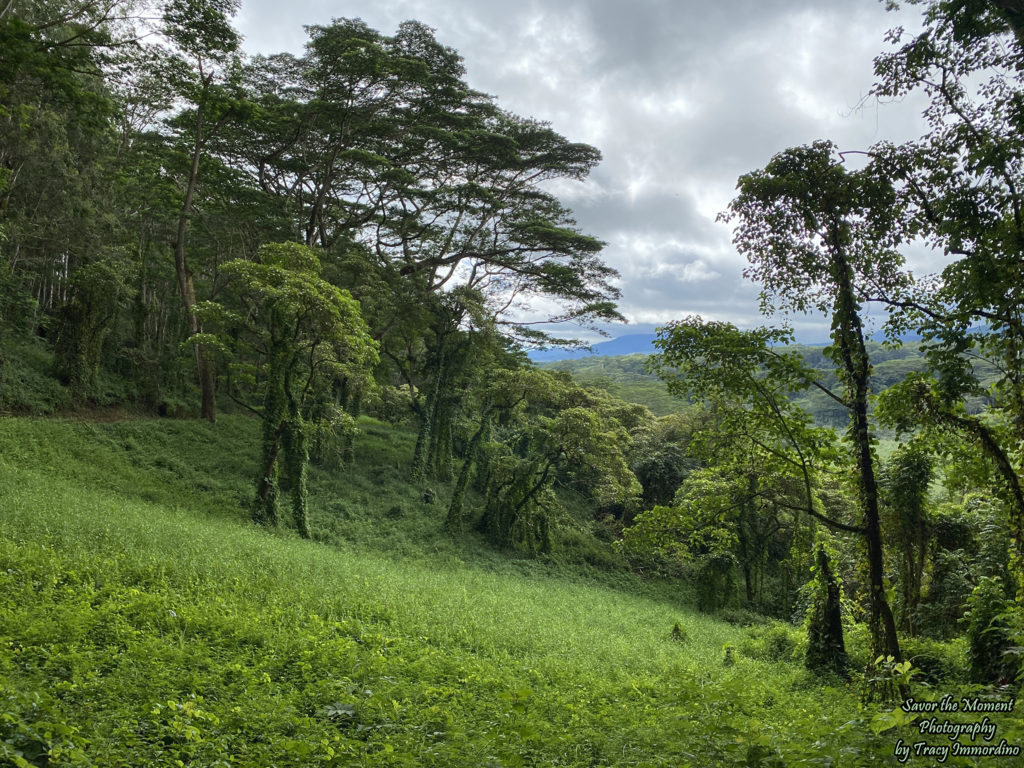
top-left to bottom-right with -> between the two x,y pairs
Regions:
1,0 -> 632,543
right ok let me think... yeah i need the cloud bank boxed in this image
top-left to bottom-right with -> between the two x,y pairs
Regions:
236,0 -> 932,342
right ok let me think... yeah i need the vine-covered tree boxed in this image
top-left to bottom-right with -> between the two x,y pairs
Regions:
721,141 -> 908,664
880,442 -> 933,634
805,544 -> 849,678
195,242 -> 377,536
446,368 -> 639,552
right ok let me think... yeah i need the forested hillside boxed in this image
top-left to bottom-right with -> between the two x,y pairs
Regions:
2,0 -> 1023,765
543,342 -> 1000,424
542,354 -> 683,416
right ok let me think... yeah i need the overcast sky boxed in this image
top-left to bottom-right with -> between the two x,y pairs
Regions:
235,0 -> 934,343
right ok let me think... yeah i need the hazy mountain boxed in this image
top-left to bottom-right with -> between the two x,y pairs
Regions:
529,333 -> 659,362
529,327 -> 930,362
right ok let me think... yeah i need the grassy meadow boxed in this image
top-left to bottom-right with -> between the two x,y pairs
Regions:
0,416 -> 1018,766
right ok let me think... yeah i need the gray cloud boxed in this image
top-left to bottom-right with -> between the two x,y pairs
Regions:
236,0 -> 933,342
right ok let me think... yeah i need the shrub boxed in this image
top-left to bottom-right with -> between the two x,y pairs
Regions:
669,621 -> 688,643
722,644 -> 737,666
963,576 -> 1017,685
900,636 -> 969,685
556,527 -> 623,571
0,341 -> 72,414
716,607 -> 769,627
739,621 -> 801,663
804,546 -> 848,678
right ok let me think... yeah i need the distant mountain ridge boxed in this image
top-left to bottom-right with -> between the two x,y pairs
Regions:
529,329 -> 925,362
529,333 -> 658,362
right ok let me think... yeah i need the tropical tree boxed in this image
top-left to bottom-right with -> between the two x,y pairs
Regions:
640,319 -> 851,615
233,19 -> 622,350
720,141 -> 908,663
0,0 -> 148,400
650,320 -> 850,529
225,18 -> 624,481
867,0 -> 1024,566
628,412 -> 700,512
195,242 -> 377,536
157,0 -> 253,421
445,368 -> 639,552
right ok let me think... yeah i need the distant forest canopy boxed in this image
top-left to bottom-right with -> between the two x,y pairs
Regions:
543,342 -> 1001,422
1,0 -> 1023,698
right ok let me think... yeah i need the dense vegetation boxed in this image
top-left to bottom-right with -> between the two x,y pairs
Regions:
3,417 -> 1022,766
542,342 -> 1001,424
2,0 -> 1023,764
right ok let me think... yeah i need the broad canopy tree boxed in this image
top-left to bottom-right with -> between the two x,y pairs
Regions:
213,18 -> 623,472
230,19 -> 622,349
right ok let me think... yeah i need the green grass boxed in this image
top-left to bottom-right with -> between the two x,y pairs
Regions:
0,417 -> 1018,766
0,414 -> 672,593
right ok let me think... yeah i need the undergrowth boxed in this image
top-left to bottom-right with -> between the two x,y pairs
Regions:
0,417 -> 1018,766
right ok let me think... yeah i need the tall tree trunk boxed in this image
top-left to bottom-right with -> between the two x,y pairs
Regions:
806,545 -> 849,677
430,400 -> 454,482
254,423 -> 283,527
412,356 -> 444,481
173,82 -> 216,422
832,237 -> 902,666
446,409 -> 491,535
284,404 -> 310,539
254,338 -> 288,526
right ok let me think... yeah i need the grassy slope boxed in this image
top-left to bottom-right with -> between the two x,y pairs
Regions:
0,417 -> 1016,766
